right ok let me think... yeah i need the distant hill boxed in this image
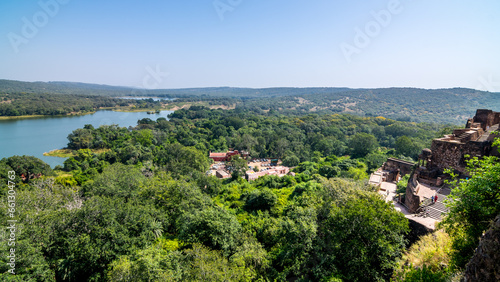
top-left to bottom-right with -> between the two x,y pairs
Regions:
1,79 -> 499,124
0,79 -> 354,97
236,87 -> 500,124
0,80 -> 135,96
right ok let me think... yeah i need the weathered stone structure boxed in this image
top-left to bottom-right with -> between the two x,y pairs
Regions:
405,109 -> 500,213
428,109 -> 500,175
369,158 -> 413,187
404,171 -> 422,213
382,158 -> 414,182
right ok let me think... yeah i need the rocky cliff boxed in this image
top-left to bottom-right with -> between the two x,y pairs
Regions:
463,214 -> 500,281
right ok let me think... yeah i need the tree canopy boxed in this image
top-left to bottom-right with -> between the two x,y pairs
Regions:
2,107 -> 480,281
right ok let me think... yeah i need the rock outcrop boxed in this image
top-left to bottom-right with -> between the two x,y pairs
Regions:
463,214 -> 500,282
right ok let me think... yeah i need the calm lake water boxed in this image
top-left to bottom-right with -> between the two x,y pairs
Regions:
0,110 -> 173,167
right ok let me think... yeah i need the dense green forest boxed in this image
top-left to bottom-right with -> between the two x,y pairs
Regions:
0,93 -> 167,117
2,79 -> 500,124
0,92 -> 498,280
2,107 -> 488,281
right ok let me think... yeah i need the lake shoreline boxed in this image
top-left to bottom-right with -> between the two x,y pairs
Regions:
0,111 -> 96,121
44,148 -> 112,158
0,109 -> 173,168
0,106 -> 173,120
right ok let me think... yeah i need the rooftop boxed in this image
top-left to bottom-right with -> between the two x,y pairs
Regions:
210,152 -> 227,157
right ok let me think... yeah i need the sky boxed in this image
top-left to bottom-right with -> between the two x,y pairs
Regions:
0,0 -> 499,91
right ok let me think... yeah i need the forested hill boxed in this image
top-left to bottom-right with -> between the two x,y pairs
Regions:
0,80 -> 134,96
0,79 -> 354,97
2,79 -> 500,124
237,87 -> 500,124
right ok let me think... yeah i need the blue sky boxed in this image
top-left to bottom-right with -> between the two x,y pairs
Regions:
1,0 -> 499,90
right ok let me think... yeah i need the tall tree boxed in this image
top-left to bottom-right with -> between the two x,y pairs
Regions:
349,133 -> 378,158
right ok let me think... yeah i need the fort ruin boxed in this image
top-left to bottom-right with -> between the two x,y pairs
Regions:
405,109 -> 500,213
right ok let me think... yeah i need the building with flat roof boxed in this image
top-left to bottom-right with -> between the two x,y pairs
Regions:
209,150 -> 249,162
216,170 -> 231,179
246,166 -> 290,181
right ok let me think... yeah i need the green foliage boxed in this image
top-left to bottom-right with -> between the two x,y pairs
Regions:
63,149 -> 107,184
81,163 -> 146,199
366,153 -> 388,172
395,136 -> 423,160
0,238 -> 56,281
349,132 -> 378,158
314,192 -> 409,281
49,197 -> 165,281
273,205 -> 318,279
67,124 -> 131,151
282,154 -> 300,167
393,230 -> 454,281
144,173 -> 212,233
1,155 -> 54,183
397,174 -> 410,194
0,107 -> 453,281
179,206 -> 242,256
244,188 -> 278,211
107,244 -> 185,281
440,145 -> 500,268
134,129 -> 154,147
396,265 -> 451,282
229,155 -> 248,179
155,143 -> 210,176
0,92 -> 130,116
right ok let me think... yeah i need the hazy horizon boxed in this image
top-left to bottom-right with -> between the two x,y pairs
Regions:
4,78 -> 499,92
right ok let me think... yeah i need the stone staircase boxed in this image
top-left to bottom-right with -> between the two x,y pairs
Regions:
456,132 -> 471,143
426,201 -> 447,220
478,124 -> 499,142
416,187 -> 450,220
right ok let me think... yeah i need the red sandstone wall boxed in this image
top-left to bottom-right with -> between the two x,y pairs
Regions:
473,109 -> 500,129
431,140 -> 466,173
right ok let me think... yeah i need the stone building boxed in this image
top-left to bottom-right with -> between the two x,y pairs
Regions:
383,158 -> 414,181
405,109 -> 500,213
215,170 -> 231,179
209,149 -> 249,162
246,166 -> 290,181
369,158 -> 414,187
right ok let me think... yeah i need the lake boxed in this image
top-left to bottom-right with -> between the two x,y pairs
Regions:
0,110 -> 173,167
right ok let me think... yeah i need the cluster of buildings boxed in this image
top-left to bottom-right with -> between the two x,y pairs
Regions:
245,166 -> 292,181
208,149 -> 293,181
